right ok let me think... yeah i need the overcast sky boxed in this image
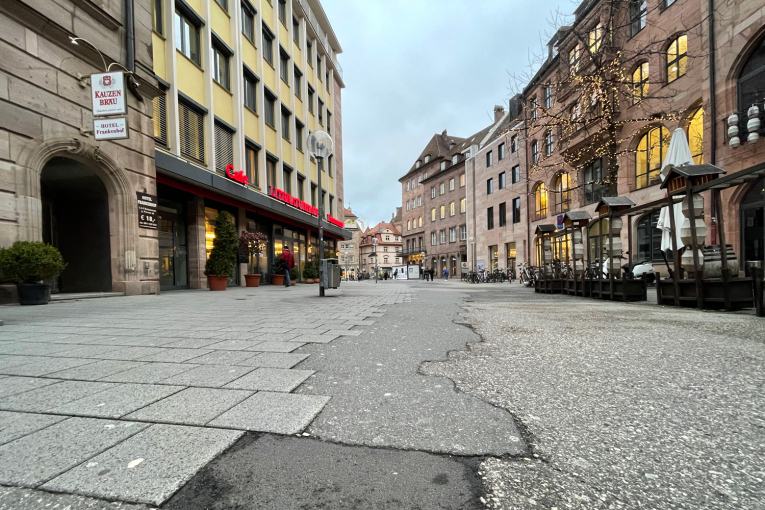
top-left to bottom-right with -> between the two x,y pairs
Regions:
320,0 -> 572,227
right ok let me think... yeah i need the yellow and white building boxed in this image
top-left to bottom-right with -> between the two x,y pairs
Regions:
150,0 -> 348,289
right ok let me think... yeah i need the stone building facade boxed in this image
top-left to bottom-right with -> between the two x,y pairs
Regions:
359,221 -> 401,278
0,0 -> 162,297
467,0 -> 765,278
339,206 -> 360,277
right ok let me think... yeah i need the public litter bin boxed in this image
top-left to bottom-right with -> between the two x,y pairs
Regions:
320,258 -> 342,289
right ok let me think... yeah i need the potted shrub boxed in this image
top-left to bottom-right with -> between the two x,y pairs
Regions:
271,260 -> 285,286
239,231 -> 268,287
204,211 -> 237,291
303,266 -> 313,283
290,267 -> 298,286
0,241 -> 67,305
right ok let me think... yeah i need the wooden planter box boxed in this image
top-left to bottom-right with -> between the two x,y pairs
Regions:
562,278 -> 586,296
534,278 -> 563,294
585,278 -> 647,302
657,278 -> 755,310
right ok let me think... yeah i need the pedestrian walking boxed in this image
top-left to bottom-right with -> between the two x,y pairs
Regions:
280,247 -> 295,287
393,269 -> 398,279
443,268 -> 449,281
429,268 -> 434,281
384,271 -> 389,280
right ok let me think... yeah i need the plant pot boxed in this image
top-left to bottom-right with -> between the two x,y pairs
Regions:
17,283 -> 51,305
271,274 -> 285,286
305,278 -> 313,284
208,275 -> 229,291
244,274 -> 261,287
291,280 -> 296,286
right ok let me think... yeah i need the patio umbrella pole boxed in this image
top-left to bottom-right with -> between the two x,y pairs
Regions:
666,195 -> 681,307
608,210 -> 615,301
685,179 -> 704,309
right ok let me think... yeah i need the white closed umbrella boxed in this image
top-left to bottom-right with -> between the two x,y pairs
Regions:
656,128 -> 694,251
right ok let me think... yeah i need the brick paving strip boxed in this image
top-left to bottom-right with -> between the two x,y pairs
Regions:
0,284 -> 411,507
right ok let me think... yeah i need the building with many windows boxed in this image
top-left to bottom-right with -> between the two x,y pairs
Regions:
339,206 -> 359,278
466,0 -> 765,279
359,221 -> 402,278
152,0 -> 349,289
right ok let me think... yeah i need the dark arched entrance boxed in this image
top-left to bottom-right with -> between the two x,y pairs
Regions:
741,177 -> 765,277
41,157 -> 112,292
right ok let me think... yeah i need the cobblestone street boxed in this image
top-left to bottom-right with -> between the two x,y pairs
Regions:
0,281 -> 764,509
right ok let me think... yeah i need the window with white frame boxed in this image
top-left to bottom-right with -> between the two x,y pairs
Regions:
431,232 -> 437,245
449,228 -> 456,242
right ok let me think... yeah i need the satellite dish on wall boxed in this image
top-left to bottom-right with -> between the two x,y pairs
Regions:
307,131 -> 334,159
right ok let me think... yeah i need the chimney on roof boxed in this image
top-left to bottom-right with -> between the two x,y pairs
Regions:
441,129 -> 448,140
494,105 -> 505,123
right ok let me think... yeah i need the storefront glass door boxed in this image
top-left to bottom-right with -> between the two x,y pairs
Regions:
158,203 -> 188,290
741,178 -> 765,277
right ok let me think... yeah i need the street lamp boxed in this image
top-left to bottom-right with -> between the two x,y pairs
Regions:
469,236 -> 476,272
307,131 -> 334,297
373,238 -> 379,283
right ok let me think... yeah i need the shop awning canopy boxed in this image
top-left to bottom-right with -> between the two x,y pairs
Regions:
535,224 -> 557,235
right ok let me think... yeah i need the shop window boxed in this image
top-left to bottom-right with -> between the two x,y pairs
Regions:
667,35 -> 688,83
534,183 -> 548,219
584,158 -> 603,205
178,99 -> 204,164
153,93 -> 168,148
687,108 -> 704,164
175,10 -> 201,65
637,211 -> 664,263
489,246 -> 498,271
245,144 -> 259,187
632,62 -> 649,103
636,126 -> 669,189
554,173 -> 571,213
738,37 -> 765,114
506,242 -> 517,275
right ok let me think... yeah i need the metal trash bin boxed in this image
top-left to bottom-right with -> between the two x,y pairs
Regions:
320,258 -> 341,289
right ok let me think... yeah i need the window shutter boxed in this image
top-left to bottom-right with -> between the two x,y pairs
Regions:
178,101 -> 204,164
153,94 -> 168,148
214,122 -> 234,173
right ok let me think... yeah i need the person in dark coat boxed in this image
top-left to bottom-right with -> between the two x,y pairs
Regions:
280,247 -> 295,287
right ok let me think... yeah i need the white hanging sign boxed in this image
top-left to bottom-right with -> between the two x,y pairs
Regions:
91,72 -> 126,116
94,117 -> 129,140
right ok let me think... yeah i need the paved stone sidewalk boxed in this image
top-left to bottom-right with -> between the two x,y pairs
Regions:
0,283 -> 411,506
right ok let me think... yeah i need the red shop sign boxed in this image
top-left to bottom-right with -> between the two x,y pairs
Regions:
270,186 -> 319,217
226,164 -> 249,186
327,214 -> 344,228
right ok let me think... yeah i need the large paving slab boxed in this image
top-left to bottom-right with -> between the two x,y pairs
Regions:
100,363 -> 198,383
0,418 -> 148,486
0,411 -> 67,446
43,424 -> 243,505
224,368 -> 314,392
159,364 -> 256,387
49,383 -> 185,419
209,392 -> 331,434
125,387 -> 253,425
240,352 -> 310,368
0,357 -> 97,377
0,381 -> 118,413
0,375 -> 60,398
0,486 -> 150,510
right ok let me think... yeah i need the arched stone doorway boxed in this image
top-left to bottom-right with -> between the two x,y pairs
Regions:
16,137 -> 142,295
741,177 -> 765,276
41,157 -> 112,292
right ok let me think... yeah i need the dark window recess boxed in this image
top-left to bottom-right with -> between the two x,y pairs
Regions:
487,207 -> 494,230
264,91 -> 276,127
263,26 -> 274,65
244,72 -> 257,112
499,202 -> 506,227
512,198 -> 521,224
584,158 -> 604,205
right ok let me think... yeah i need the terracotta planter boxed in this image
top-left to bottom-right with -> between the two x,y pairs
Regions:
271,274 -> 285,286
305,278 -> 314,284
244,274 -> 261,287
291,280 -> 296,286
208,275 -> 228,291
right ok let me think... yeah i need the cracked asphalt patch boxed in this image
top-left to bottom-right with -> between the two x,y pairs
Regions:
164,434 -> 484,510
422,283 -> 765,509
